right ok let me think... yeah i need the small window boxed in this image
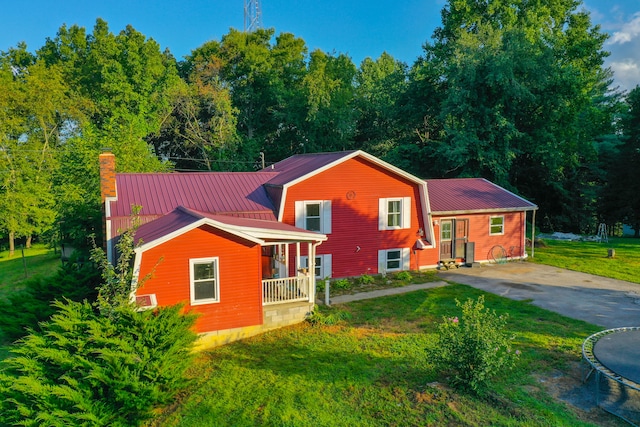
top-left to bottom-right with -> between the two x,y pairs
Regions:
441,220 -> 452,241
386,250 -> 402,270
190,258 -> 220,305
305,203 -> 321,232
490,216 -> 504,235
387,200 -> 401,227
295,201 -> 332,234
378,197 -> 411,230
302,254 -> 332,279
378,248 -> 409,273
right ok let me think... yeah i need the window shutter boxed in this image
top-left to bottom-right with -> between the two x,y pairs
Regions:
323,254 -> 332,278
322,200 -> 332,234
378,250 -> 386,274
402,248 -> 410,270
378,198 -> 386,230
402,197 -> 411,229
295,201 -> 304,228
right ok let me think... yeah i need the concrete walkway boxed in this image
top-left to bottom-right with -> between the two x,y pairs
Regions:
326,262 -> 640,328
329,281 -> 448,304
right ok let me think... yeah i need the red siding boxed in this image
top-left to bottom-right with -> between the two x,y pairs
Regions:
136,225 -> 263,333
283,157 -> 425,277
433,212 -> 526,263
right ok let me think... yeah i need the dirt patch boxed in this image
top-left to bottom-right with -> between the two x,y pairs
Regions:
534,361 -> 627,426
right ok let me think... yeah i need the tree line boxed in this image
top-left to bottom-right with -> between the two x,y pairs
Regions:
1,0 -> 639,255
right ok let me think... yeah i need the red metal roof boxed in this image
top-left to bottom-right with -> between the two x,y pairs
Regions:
263,151 -> 357,187
134,206 -> 325,247
426,178 -> 537,213
110,172 -> 278,220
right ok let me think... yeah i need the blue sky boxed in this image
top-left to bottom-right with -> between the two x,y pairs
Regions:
0,0 -> 638,91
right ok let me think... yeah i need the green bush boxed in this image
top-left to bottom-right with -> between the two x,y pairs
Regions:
429,296 -> 519,394
395,271 -> 412,282
0,260 -> 101,342
0,300 -> 197,426
358,274 -> 375,285
332,278 -> 351,290
307,306 -> 352,326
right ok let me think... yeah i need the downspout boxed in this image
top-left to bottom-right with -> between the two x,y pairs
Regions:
310,241 -> 321,304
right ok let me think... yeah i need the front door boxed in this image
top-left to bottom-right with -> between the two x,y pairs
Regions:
440,219 -> 468,260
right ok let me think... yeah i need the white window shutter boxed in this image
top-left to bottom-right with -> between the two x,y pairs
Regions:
402,197 -> 411,229
322,200 -> 332,234
323,254 -> 332,278
378,250 -> 386,274
402,248 -> 410,270
378,198 -> 386,230
300,255 -> 308,268
295,201 -> 304,228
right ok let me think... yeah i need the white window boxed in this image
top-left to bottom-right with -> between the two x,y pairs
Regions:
295,200 -> 332,234
490,216 -> 504,235
301,254 -> 332,279
378,197 -> 411,230
378,248 -> 410,273
189,257 -> 220,305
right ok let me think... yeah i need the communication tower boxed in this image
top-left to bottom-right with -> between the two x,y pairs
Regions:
244,0 -> 263,32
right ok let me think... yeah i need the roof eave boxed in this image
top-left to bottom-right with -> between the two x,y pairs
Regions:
432,206 -> 538,216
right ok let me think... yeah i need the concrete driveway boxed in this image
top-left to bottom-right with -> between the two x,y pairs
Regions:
437,262 -> 640,329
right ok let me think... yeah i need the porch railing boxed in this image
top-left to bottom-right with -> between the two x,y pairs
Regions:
262,276 -> 310,305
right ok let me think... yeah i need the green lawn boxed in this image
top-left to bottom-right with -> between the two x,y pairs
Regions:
0,244 -> 60,295
530,237 -> 640,284
149,284 -> 618,427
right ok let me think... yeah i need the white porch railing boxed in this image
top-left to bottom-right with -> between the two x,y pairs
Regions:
262,276 -> 310,305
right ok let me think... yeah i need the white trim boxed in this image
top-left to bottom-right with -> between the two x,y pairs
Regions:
294,200 -> 332,234
379,197 -> 411,230
190,257 -> 220,305
104,196 -> 117,264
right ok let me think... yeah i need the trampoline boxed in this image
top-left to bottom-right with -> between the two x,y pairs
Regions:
583,327 -> 640,425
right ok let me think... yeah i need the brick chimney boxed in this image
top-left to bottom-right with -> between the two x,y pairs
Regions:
99,151 -> 117,202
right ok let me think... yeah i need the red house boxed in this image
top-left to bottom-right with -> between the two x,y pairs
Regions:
99,150 -> 536,347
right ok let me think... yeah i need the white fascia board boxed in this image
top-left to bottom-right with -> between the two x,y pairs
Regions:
104,196 -> 117,264
220,223 -> 327,243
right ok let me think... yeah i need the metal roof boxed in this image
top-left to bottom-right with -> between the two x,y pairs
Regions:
110,172 -> 278,219
134,206 -> 326,249
263,151 -> 357,187
426,178 -> 537,214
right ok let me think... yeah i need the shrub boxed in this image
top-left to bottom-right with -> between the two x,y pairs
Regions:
429,296 -> 519,394
0,260 -> 101,342
395,271 -> 413,282
307,306 -> 352,326
0,300 -> 197,426
358,274 -> 375,285
332,278 -> 351,290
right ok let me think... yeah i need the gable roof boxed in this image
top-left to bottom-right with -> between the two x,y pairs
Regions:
427,178 -> 537,214
110,172 -> 278,220
134,206 -> 327,252
262,150 -> 432,219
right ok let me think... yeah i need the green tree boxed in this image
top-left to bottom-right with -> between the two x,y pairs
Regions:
604,86 -> 640,236
406,0 -> 614,232
353,52 -> 408,158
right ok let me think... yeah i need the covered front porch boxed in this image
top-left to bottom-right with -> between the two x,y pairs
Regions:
261,241 -> 319,305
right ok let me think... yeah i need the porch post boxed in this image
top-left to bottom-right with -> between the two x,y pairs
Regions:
531,210 -> 536,258
308,242 -> 315,303
285,244 -> 290,276
296,242 -> 301,273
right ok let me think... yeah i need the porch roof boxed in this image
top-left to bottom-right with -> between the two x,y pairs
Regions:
133,206 -> 326,252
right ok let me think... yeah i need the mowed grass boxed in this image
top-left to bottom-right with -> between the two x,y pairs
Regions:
149,285 -> 612,427
0,244 -> 60,295
530,237 -> 640,284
